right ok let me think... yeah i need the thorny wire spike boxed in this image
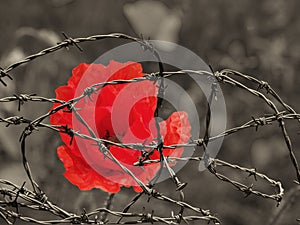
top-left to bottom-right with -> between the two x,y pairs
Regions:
80,208 -> 89,223
195,138 -> 204,146
173,212 -> 185,224
172,174 -> 187,191
141,209 -> 154,224
36,190 -> 48,203
146,72 -> 159,82
61,124 -> 75,145
0,67 -> 13,87
9,182 -> 26,215
13,94 -> 36,111
251,116 -> 267,131
4,116 -> 23,127
0,188 -> 13,200
83,86 -> 97,102
71,208 -> 89,225
61,32 -> 83,52
243,184 -> 254,198
140,34 -> 154,52
248,168 -> 258,181
257,81 -> 270,92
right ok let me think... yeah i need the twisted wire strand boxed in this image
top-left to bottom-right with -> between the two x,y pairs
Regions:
0,32 -> 299,224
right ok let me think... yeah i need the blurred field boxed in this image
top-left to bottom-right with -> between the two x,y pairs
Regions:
0,1 -> 300,224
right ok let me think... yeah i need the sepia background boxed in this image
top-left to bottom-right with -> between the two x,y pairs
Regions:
0,0 -> 300,224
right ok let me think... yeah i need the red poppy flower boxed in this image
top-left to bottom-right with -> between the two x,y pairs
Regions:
50,61 -> 191,193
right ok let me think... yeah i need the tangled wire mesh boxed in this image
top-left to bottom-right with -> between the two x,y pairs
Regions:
0,33 -> 299,225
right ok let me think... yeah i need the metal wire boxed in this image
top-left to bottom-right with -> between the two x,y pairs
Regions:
0,32 -> 299,224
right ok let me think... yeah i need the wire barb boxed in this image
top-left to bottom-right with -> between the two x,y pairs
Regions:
0,67 -> 13,86
60,32 -> 83,52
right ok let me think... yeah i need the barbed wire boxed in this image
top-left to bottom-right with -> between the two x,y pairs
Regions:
0,32 -> 299,224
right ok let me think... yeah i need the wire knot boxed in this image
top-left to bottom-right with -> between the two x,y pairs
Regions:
14,94 -> 36,111
173,214 -> 182,223
257,81 -> 270,92
60,32 -> 83,52
146,73 -> 159,82
97,142 -> 109,155
8,116 -> 24,127
142,211 -> 154,224
243,184 -> 254,198
83,87 -> 97,101
252,116 -> 267,131
1,116 -> 23,127
276,112 -> 285,125
248,168 -> 258,181
140,35 -> 154,52
195,138 -> 204,146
